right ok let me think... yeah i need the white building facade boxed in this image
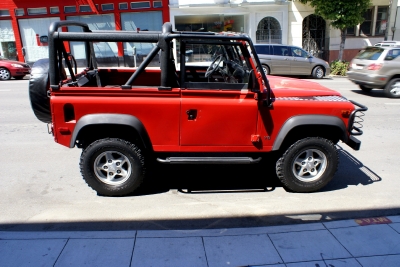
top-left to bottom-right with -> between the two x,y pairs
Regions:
169,0 -> 391,62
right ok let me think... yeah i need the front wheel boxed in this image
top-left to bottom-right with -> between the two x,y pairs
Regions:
276,137 -> 338,193
312,66 -> 324,79
0,67 -> 11,80
384,78 -> 400,98
80,138 -> 145,196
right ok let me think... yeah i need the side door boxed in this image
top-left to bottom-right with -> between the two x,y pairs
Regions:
270,45 -> 291,75
179,42 -> 259,148
290,46 -> 313,75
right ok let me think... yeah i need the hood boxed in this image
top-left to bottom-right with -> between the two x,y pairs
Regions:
267,76 -> 340,98
0,59 -> 29,66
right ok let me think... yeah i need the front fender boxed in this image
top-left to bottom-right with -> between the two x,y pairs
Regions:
272,115 -> 347,151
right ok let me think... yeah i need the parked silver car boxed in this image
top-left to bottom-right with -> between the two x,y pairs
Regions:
347,46 -> 400,98
254,44 -> 330,79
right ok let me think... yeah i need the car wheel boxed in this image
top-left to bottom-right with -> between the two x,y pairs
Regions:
262,64 -> 270,75
312,66 -> 324,79
276,137 -> 338,193
14,76 -> 25,80
359,84 -> 372,92
384,78 -> 400,98
80,138 -> 145,196
0,67 -> 11,80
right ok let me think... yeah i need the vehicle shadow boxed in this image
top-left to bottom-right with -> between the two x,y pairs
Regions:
131,146 -> 381,197
351,89 -> 388,98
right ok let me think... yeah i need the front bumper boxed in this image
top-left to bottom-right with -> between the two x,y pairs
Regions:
345,100 -> 368,150
347,71 -> 388,88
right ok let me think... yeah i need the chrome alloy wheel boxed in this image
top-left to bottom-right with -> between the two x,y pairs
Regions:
94,151 -> 132,185
315,68 -> 324,79
389,81 -> 400,96
292,148 -> 327,182
0,68 -> 11,80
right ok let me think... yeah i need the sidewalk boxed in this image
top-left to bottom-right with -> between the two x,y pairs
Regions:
1,216 -> 400,267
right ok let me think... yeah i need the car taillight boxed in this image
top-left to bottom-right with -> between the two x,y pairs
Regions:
367,63 -> 383,70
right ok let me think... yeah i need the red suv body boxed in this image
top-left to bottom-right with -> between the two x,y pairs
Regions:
29,21 -> 367,196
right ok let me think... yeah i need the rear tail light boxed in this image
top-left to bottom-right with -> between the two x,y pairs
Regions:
367,63 -> 383,70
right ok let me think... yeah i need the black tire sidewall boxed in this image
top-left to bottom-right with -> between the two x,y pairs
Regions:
384,78 -> 400,98
278,137 -> 338,192
312,66 -> 324,79
80,138 -> 145,196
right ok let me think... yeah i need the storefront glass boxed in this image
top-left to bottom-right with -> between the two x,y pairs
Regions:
175,14 -> 245,33
18,17 -> 60,63
121,11 -> 162,67
0,20 -> 17,60
67,14 -> 117,67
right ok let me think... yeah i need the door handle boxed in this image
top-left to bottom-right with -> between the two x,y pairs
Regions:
186,109 -> 197,120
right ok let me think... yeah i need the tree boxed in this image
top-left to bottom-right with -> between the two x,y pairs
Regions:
298,0 -> 371,61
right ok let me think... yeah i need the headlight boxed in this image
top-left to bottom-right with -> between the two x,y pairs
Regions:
11,64 -> 24,68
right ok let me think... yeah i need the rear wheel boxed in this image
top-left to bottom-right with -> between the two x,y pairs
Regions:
312,66 -> 324,79
384,78 -> 400,98
0,67 -> 11,80
359,84 -> 372,92
80,138 -> 145,196
276,137 -> 338,192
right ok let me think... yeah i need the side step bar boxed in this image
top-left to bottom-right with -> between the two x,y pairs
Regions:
157,157 -> 262,164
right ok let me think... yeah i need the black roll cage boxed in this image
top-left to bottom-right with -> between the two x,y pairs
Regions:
47,21 -> 271,106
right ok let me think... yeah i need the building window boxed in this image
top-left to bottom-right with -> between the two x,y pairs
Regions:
131,2 -> 151,9
79,5 -> 92,12
102,4 -> 114,11
64,6 -> 77,13
154,1 -> 162,8
359,8 -> 373,36
50,7 -> 59,14
375,6 -> 388,35
0,10 -> 10,16
15,9 -> 24,16
256,16 -> 282,44
119,3 -> 128,10
27,8 -> 47,15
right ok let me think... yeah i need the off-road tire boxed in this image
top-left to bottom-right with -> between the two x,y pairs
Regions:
276,137 -> 338,193
359,84 -> 372,92
384,78 -> 400,98
80,138 -> 145,196
312,66 -> 324,79
28,58 -> 51,123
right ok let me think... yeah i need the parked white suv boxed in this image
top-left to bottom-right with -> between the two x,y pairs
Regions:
254,44 -> 330,79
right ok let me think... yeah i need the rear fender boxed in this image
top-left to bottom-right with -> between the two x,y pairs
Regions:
70,114 -> 152,149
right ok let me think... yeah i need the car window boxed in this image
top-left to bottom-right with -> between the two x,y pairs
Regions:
254,45 -> 271,55
355,47 -> 384,60
291,47 -> 308,57
384,49 -> 400,60
273,46 -> 289,56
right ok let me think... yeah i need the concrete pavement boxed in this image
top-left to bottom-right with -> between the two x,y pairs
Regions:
1,215 -> 400,266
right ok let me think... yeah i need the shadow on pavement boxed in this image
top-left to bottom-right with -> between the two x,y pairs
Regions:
0,146 -> 385,232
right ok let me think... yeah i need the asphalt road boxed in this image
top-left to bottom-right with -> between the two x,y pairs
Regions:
0,76 -> 399,231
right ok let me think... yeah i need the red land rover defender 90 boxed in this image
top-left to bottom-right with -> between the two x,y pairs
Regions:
29,21 -> 367,196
